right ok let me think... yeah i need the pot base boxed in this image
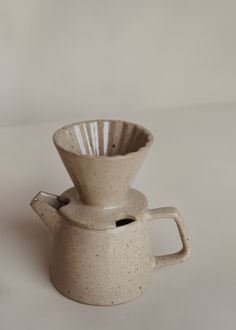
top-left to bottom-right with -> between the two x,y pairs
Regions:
51,275 -> 149,306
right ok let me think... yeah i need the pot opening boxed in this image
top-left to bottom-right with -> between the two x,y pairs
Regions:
116,217 -> 135,227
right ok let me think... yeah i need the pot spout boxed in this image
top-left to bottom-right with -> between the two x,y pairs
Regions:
30,192 -> 66,234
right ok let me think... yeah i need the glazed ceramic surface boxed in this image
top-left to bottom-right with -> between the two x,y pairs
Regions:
30,119 -> 191,306
53,120 -> 152,207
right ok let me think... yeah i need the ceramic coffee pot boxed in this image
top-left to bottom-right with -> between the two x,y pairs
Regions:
30,119 -> 190,306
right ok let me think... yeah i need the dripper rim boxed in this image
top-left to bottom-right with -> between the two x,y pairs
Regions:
53,119 -> 153,159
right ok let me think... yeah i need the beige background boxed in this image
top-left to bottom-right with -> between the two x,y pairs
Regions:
1,0 -> 236,126
1,1 -> 236,329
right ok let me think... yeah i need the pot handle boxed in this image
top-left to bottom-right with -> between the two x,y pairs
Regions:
145,207 -> 191,269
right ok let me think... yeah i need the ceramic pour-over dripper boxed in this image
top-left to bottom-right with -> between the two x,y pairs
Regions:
53,120 -> 153,207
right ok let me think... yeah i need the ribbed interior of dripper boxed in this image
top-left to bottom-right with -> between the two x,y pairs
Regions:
54,120 -> 151,157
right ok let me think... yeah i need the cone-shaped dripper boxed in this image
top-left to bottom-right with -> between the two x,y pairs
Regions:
53,120 -> 153,207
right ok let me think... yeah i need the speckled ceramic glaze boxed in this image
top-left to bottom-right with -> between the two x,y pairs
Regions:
30,119 -> 191,306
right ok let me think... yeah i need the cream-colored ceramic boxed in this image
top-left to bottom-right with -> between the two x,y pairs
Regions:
30,119 -> 191,306
53,120 -> 152,207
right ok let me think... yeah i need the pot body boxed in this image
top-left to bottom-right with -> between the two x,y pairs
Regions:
51,215 -> 154,305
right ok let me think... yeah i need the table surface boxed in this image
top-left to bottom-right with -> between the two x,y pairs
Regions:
1,106 -> 235,330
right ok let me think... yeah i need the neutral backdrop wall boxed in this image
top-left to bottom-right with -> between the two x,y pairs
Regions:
1,0 -> 236,126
